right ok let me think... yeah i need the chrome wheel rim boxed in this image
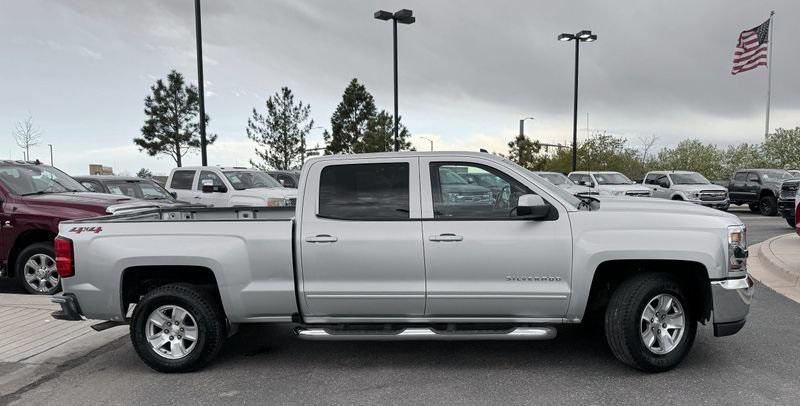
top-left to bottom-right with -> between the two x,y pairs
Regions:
23,254 -> 58,293
145,305 -> 199,360
640,294 -> 685,355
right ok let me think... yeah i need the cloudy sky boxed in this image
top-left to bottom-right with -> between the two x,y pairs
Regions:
0,0 -> 796,175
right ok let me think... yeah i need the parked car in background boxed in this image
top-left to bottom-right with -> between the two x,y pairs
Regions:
439,167 -> 494,205
267,170 -> 301,188
787,170 -> 800,177
166,166 -> 297,208
727,169 -> 794,216
74,176 -> 190,208
533,171 -> 597,196
567,171 -> 651,197
778,179 -> 799,227
642,171 -> 729,210
0,161 -> 158,294
54,151 -> 752,373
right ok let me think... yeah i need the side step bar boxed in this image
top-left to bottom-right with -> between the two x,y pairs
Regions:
295,326 -> 556,341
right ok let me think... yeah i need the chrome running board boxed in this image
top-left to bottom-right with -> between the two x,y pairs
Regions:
295,326 -> 556,341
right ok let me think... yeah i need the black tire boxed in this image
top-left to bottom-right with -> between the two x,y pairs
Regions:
759,195 -> 778,216
786,216 -> 796,228
604,273 -> 697,372
748,203 -> 760,213
718,203 -> 730,212
130,283 -> 226,373
16,242 -> 60,295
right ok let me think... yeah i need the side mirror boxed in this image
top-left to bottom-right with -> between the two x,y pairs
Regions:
516,194 -> 551,220
169,192 -> 177,199
201,180 -> 227,193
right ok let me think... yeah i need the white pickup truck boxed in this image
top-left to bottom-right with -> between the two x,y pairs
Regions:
165,166 -> 297,207
52,152 -> 753,373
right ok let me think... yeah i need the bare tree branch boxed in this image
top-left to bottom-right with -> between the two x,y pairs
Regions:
12,115 -> 42,160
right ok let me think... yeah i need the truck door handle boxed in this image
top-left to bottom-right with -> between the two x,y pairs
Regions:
429,233 -> 463,242
305,234 -> 338,243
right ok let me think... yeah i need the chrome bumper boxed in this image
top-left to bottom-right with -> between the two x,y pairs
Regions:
710,274 -> 754,336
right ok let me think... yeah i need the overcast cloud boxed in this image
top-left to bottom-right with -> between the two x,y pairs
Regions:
0,0 -> 797,175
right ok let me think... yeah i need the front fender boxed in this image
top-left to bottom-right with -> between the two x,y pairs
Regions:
567,228 -> 725,320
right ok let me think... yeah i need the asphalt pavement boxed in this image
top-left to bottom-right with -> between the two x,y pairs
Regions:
1,205 -> 798,405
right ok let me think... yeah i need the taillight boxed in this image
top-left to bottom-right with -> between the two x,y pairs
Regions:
54,236 -> 74,278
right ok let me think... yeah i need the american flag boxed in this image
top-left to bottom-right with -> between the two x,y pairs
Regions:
731,18 -> 770,75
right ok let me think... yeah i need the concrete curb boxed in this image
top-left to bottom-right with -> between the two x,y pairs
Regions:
749,234 -> 800,304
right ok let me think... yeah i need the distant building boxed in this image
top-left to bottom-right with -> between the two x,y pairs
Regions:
89,164 -> 113,175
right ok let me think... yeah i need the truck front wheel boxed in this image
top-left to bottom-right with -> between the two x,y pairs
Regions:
17,242 -> 60,295
604,273 -> 697,372
130,283 -> 226,373
759,196 -> 778,216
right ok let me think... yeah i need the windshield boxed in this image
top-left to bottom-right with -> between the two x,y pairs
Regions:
761,170 -> 794,181
106,180 -> 172,200
537,172 -> 572,186
439,169 -> 469,185
595,173 -> 633,185
670,172 -> 709,185
222,170 -> 282,190
0,164 -> 86,195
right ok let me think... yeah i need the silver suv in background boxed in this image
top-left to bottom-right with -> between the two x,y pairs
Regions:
533,171 -> 597,196
567,171 -> 651,197
643,171 -> 729,210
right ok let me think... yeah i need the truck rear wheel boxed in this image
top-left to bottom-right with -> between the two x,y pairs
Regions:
16,242 -> 60,295
748,203 -> 760,213
604,273 -> 696,372
130,283 -> 226,373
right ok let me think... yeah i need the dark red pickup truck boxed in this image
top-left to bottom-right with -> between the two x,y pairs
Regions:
0,160 -> 157,294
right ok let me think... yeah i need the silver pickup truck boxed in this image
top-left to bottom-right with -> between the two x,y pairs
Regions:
51,152 -> 753,373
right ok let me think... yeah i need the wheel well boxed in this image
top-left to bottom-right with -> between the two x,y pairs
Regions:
120,266 -> 222,319
584,260 -> 712,324
671,195 -> 684,200
760,189 -> 775,199
8,229 -> 56,277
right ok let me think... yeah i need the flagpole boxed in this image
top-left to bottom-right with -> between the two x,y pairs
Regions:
765,10 -> 775,138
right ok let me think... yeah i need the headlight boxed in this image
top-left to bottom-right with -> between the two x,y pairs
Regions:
728,225 -> 748,272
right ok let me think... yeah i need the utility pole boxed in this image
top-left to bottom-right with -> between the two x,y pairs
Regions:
48,144 -> 53,165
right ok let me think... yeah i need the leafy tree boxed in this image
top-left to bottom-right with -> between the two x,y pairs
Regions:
654,139 -> 724,180
720,143 -> 767,180
542,132 -> 644,177
133,70 -> 216,167
136,168 -> 152,179
247,87 -> 313,170
325,79 -> 377,154
353,110 -> 412,153
507,134 -> 542,170
762,127 -> 800,169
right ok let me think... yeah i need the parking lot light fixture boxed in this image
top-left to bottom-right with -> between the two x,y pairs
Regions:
558,29 -> 598,171
374,8 -> 416,152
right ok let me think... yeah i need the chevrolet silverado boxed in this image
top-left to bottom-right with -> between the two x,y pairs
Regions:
52,152 -> 753,373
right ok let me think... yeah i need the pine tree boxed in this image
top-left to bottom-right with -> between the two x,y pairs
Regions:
324,79 -> 377,154
136,168 -> 153,179
133,70 -> 216,167
247,87 -> 313,170
354,111 -> 412,153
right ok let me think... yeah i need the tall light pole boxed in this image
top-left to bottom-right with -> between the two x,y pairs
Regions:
420,136 -> 434,151
519,117 -> 535,137
374,9 -> 415,152
48,144 -> 53,165
558,30 -> 597,171
195,0 -> 208,166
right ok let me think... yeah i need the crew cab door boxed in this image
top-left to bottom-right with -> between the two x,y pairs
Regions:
195,170 -> 229,207
298,157 -> 425,317
729,172 -> 747,202
420,157 -> 572,318
168,170 -> 197,202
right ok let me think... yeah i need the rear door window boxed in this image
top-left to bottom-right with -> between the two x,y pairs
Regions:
170,170 -> 196,190
318,163 -> 409,220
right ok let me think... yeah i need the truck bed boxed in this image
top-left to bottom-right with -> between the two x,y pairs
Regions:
59,205 -> 299,322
